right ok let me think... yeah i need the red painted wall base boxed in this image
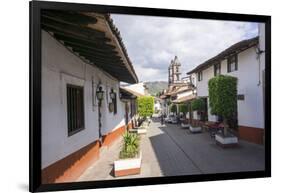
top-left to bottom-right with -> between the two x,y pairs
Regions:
238,125 -> 264,145
42,124 -> 127,184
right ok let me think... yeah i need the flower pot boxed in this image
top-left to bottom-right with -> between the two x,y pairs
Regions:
129,127 -> 147,134
137,127 -> 147,134
181,123 -> 190,129
190,126 -> 202,133
114,152 -> 142,177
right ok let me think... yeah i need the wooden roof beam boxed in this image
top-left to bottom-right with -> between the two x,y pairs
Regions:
71,47 -> 121,60
77,52 -> 123,64
52,33 -> 115,50
41,16 -> 107,40
85,59 -> 126,70
63,42 -> 118,55
62,41 -> 117,55
41,10 -> 98,25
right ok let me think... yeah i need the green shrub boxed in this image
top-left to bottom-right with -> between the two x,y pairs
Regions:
166,98 -> 171,106
170,104 -> 177,113
208,75 -> 237,134
191,98 -> 205,111
137,96 -> 154,118
208,75 -> 237,118
119,132 -> 140,159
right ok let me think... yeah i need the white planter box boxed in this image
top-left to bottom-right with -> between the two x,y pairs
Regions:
190,126 -> 202,133
181,123 -> 190,128
128,128 -> 137,133
215,134 -> 238,147
114,152 -> 142,177
137,128 -> 147,134
129,127 -> 147,134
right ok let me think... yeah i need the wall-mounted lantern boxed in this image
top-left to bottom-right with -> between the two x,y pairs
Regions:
110,89 -> 116,100
109,89 -> 117,114
96,86 -> 104,101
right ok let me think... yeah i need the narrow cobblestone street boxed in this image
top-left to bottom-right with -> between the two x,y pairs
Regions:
78,119 -> 265,182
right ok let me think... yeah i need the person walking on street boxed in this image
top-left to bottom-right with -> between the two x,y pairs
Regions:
161,113 -> 164,125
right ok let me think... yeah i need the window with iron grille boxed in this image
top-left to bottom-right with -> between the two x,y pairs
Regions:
227,54 -> 238,72
214,63 -> 221,76
67,84 -> 85,136
198,71 -> 203,81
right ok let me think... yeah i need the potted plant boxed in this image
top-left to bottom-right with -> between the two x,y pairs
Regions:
169,104 -> 178,124
189,98 -> 204,133
114,132 -> 141,177
179,103 -> 189,128
208,75 -> 238,147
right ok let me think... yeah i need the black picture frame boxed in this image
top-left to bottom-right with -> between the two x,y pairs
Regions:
30,0 -> 271,192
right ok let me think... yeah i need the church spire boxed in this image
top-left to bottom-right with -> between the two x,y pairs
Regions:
168,56 -> 182,86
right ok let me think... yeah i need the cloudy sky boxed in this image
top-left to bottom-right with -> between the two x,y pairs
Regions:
111,14 -> 259,82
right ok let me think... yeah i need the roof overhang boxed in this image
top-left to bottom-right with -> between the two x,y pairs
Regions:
119,87 -> 137,100
120,86 -> 145,97
159,94 -> 169,99
41,10 -> 138,84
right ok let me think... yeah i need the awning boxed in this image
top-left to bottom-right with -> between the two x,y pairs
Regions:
41,10 -> 138,84
172,94 -> 196,103
120,87 -> 144,97
119,88 -> 137,100
159,95 -> 169,99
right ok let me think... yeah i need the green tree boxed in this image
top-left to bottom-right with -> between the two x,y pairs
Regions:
155,91 -> 161,97
137,96 -> 154,118
191,98 -> 206,121
208,75 -> 237,135
170,104 -> 177,114
166,98 -> 171,106
191,98 -> 205,111
179,103 -> 188,115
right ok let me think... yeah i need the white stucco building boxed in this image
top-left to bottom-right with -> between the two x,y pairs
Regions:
187,24 -> 265,144
41,11 -> 138,184
153,97 -> 162,113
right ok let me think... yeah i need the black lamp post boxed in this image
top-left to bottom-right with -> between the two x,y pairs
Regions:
96,86 -> 104,143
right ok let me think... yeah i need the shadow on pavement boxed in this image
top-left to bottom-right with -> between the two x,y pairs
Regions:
148,120 -> 265,175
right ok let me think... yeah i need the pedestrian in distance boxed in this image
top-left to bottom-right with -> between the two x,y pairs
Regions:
161,113 -> 164,125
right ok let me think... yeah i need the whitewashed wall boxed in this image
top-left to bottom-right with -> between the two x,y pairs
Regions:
154,100 -> 161,112
195,42 -> 264,129
259,23 -> 266,127
259,23 -> 266,57
41,31 -> 128,169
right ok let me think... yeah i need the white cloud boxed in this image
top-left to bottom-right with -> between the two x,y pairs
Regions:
111,14 -> 258,82
134,65 -> 168,82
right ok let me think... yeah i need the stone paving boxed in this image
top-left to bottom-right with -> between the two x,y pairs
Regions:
78,119 -> 265,182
